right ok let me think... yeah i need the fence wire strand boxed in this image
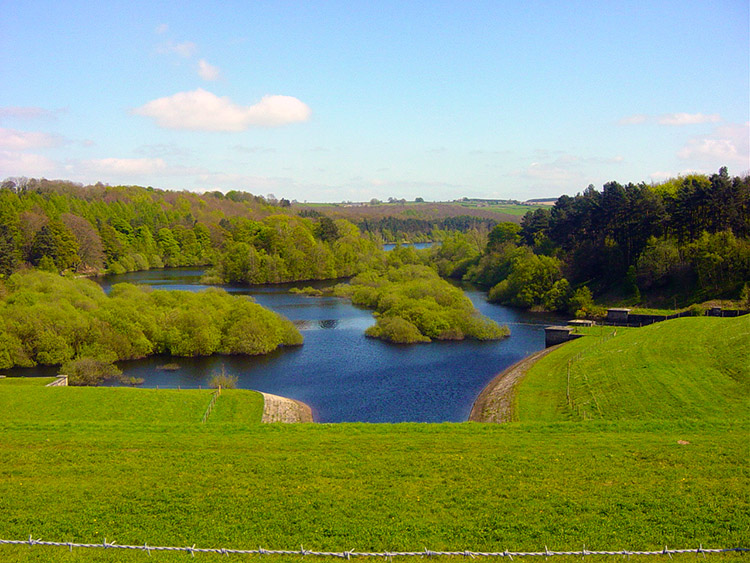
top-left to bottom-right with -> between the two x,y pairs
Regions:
0,538 -> 746,558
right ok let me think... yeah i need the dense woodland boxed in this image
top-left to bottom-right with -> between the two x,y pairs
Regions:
418,167 -> 750,312
0,167 -> 748,373
0,178 -> 388,284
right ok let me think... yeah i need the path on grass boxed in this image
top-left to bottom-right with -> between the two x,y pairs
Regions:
260,392 -> 314,423
469,345 -> 561,423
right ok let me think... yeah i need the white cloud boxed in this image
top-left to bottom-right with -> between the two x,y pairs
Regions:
0,127 -> 62,150
134,89 -> 311,131
155,23 -> 169,34
83,157 -> 168,176
618,114 -> 648,125
0,150 -> 59,176
0,106 -> 60,120
134,143 -> 192,158
196,172 -> 300,192
619,112 -> 722,126
677,122 -> 749,165
521,161 -> 583,184
198,59 -> 221,81
233,144 -> 276,154
649,171 -> 676,182
157,40 -> 197,58
658,113 -> 721,126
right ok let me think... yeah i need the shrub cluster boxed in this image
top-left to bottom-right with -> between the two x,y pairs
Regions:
0,271 -> 302,383
335,265 -> 509,344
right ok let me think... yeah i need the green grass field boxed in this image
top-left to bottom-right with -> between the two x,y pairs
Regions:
0,386 -> 263,425
0,316 -> 747,562
455,203 -> 546,216
0,376 -> 55,386
517,316 -> 749,423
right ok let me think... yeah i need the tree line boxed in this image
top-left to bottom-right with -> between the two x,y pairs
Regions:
0,179 -> 383,284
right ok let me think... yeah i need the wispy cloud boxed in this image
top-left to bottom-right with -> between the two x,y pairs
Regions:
157,40 -> 197,58
0,150 -> 59,176
197,59 -> 221,81
134,143 -> 192,158
134,89 -> 311,131
677,122 -> 749,166
82,157 -> 169,176
619,112 -> 722,126
0,127 -> 63,150
658,113 -> 721,126
618,114 -> 648,125
155,31 -> 223,82
0,106 -> 62,121
233,144 -> 276,154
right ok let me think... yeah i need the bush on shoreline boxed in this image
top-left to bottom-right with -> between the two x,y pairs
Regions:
0,271 -> 303,375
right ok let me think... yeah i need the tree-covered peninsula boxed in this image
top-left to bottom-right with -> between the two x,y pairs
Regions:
332,265 -> 508,344
0,271 -> 302,382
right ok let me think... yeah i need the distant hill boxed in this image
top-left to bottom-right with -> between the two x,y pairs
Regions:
523,197 -> 557,205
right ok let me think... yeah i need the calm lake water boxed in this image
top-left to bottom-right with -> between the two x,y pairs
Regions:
87,268 -> 563,423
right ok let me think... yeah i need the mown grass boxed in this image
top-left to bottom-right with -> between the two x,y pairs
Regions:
456,203 -> 545,216
0,420 -> 746,562
0,386 -> 263,425
517,316 -> 749,423
0,376 -> 55,386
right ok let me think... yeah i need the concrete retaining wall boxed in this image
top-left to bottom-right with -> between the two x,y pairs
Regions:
46,375 -> 68,387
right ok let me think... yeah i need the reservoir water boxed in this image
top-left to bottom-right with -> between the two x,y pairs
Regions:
88,268 -> 563,423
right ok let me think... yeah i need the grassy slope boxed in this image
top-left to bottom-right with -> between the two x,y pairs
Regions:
303,202 -> 530,224
517,316 -> 749,423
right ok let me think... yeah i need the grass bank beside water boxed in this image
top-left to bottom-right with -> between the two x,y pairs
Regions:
0,315 -> 747,561
517,316 -> 749,423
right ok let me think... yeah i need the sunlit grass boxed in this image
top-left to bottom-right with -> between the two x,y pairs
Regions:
0,386 -> 262,425
0,376 -> 55,386
0,420 -> 746,562
518,316 -> 749,423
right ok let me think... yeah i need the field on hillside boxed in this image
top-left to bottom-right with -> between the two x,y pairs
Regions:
517,316 -> 749,423
301,201 -> 538,223
0,316 -> 747,562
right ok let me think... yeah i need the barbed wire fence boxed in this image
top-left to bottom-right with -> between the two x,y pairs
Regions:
201,386 -> 221,423
1,537 -> 747,558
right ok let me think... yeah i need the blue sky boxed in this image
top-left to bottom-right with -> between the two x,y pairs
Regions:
1,1 -> 748,202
